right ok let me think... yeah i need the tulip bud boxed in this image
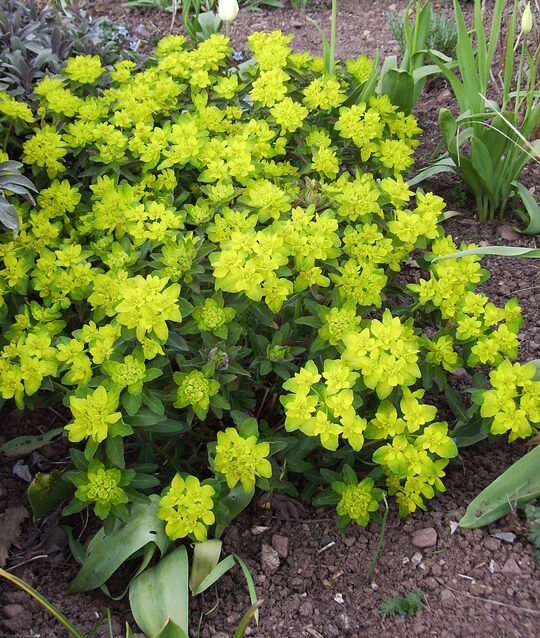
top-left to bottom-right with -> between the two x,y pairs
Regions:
218,0 -> 239,23
522,2 -> 532,36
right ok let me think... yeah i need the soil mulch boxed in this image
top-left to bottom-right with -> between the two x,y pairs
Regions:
1,1 -> 539,637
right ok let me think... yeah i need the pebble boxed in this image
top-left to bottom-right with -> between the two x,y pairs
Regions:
261,543 -> 280,575
502,558 -> 522,576
2,604 -> 25,619
411,552 -> 423,566
292,20 -> 303,28
336,612 -> 360,633
412,527 -> 437,548
213,633 -> 229,638
498,224 -> 520,241
272,534 -> 289,559
440,589 -> 455,609
299,600 -> 313,617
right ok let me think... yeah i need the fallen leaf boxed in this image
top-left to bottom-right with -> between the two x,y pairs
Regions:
0,506 -> 28,566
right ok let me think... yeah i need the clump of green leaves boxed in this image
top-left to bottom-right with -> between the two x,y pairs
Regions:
380,588 -> 425,617
0,27 -> 538,614
390,5 -> 458,58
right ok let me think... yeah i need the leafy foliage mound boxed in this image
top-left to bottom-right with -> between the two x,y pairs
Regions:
0,31 -> 538,569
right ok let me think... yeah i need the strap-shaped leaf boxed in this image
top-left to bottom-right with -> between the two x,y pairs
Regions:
71,495 -> 170,592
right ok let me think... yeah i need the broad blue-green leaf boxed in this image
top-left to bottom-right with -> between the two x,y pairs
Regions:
432,246 -> 540,261
514,181 -> 540,235
71,496 -> 170,592
459,444 -> 540,529
380,68 -> 415,115
189,539 -> 223,595
0,427 -> 64,456
129,546 -> 189,638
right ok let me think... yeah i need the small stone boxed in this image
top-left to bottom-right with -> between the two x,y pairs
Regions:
336,612 -> 360,633
299,600 -> 313,617
411,552 -> 423,566
370,582 -> 378,591
492,532 -> 516,543
334,593 -> 344,604
261,543 -> 280,575
213,633 -> 229,638
502,558 -> 521,576
484,537 -> 500,551
424,577 -> 439,591
389,3 -> 397,10
292,20 -> 303,28
498,224 -> 520,241
344,537 -> 355,547
363,29 -> 371,38
412,527 -> 437,548
272,534 -> 289,559
2,604 -> 25,619
440,590 -> 455,609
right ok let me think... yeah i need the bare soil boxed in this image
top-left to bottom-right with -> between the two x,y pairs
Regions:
1,1 -> 539,637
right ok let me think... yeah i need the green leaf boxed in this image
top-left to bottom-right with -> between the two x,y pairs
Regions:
459,444 -> 540,529
0,427 -> 64,456
71,495 -> 170,592
232,553 -> 259,625
380,68 -> 415,115
433,246 -> 540,261
514,181 -> 540,235
192,554 -> 236,596
189,539 -> 223,595
105,437 -> 125,469
27,471 -> 74,520
129,546 -> 189,638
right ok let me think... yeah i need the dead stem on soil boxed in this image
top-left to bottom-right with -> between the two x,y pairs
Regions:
445,586 -> 540,616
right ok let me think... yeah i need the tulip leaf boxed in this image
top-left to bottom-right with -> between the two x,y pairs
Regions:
129,546 -> 189,638
459,444 -> 540,529
0,427 -> 64,456
71,496 -> 170,592
189,539 -> 223,595
27,470 -> 74,520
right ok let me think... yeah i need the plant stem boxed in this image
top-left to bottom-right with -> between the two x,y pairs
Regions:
369,493 -> 389,577
329,0 -> 337,74
0,567 -> 86,638
51,0 -> 64,27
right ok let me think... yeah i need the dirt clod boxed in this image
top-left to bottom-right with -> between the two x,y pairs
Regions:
440,589 -> 456,609
501,558 -> 522,576
261,543 -> 280,575
271,534 -> 289,559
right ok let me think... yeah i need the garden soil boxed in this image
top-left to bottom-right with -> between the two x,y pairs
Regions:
1,1 -> 539,637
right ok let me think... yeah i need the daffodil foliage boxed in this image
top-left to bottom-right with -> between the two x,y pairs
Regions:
0,31 -> 538,546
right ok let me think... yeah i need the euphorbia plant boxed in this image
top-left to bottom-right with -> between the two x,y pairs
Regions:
0,30 -> 538,623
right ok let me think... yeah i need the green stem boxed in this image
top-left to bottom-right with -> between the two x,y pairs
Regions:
369,493 -> 389,578
329,0 -> 337,75
0,567 -> 86,638
226,21 -> 230,39
3,123 -> 12,153
50,0 -> 64,27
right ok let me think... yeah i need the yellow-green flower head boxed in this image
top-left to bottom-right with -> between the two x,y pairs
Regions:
22,125 -> 67,178
303,76 -> 345,111
0,92 -> 34,123
424,335 -> 462,372
333,477 -> 382,527
270,97 -> 309,134
322,359 -> 359,396
346,55 -> 374,84
400,388 -> 437,433
64,55 -> 104,84
66,386 -> 122,444
102,352 -> 147,394
192,297 -> 235,338
115,275 -> 182,341
157,474 -> 215,542
318,303 -> 361,346
282,360 -> 321,395
342,310 -> 420,399
75,460 -> 132,519
415,422 -> 458,458
173,370 -> 220,419
248,31 -> 293,70
214,427 -> 272,492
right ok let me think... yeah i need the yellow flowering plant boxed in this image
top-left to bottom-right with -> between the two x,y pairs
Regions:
0,31 -> 537,595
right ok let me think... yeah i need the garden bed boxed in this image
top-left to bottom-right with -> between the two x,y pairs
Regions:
1,1 -> 539,637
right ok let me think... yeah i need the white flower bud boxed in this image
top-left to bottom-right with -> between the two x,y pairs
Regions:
218,0 -> 239,23
522,2 -> 532,35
